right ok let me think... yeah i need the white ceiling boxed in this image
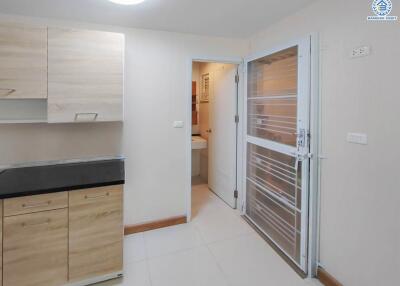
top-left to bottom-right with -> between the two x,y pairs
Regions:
0,0 -> 315,38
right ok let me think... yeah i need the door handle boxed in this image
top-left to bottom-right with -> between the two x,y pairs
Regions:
296,153 -> 313,161
0,88 -> 16,97
22,201 -> 52,209
75,113 -> 98,122
84,192 -> 110,200
21,218 -> 51,227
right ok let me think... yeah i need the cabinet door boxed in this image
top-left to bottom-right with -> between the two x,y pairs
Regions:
48,28 -> 124,123
69,185 -> 123,282
3,209 -> 68,286
0,201 -> 3,286
0,23 -> 47,99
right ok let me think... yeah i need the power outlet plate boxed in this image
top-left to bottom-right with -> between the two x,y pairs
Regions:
350,46 -> 371,58
347,133 -> 368,145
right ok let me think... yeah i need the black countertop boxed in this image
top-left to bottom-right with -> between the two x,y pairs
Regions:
0,157 -> 125,199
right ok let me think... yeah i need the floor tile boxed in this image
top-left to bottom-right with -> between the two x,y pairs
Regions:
94,260 -> 151,286
192,207 -> 254,243
96,184 -> 322,286
304,279 -> 324,286
144,223 -> 204,258
148,246 -> 229,286
124,232 -> 147,264
208,233 -> 306,286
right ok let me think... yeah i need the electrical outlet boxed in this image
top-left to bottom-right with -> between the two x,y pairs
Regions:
350,46 -> 371,58
347,133 -> 368,145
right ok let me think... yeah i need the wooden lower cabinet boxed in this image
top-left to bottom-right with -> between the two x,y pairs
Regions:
3,208 -> 68,286
0,201 -> 3,286
69,185 -> 123,282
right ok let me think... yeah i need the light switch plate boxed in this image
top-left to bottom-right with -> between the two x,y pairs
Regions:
173,121 -> 184,128
350,46 -> 370,58
347,133 -> 368,145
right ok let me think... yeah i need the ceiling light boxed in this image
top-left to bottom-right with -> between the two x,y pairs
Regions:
108,0 -> 145,5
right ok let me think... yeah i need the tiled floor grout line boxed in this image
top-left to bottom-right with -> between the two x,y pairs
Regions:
145,257 -> 153,286
141,231 -> 154,286
95,185 -> 324,285
203,240 -> 233,286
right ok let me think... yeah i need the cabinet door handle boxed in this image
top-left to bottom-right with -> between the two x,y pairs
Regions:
0,88 -> 16,96
84,192 -> 110,200
21,219 -> 51,227
75,113 -> 98,122
22,200 -> 51,208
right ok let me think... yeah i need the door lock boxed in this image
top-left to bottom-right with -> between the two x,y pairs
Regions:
296,152 -> 313,162
297,129 -> 306,147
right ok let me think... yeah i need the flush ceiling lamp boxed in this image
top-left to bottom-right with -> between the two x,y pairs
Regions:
108,0 -> 145,5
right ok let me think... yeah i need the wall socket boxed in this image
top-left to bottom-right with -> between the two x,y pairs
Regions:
350,46 -> 371,58
347,133 -> 368,145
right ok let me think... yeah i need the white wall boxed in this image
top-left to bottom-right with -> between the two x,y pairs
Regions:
0,13 -> 247,225
249,0 -> 400,285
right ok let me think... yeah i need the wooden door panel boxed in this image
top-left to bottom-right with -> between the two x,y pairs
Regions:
69,185 -> 123,282
48,28 -> 124,123
0,23 -> 47,99
3,209 -> 68,286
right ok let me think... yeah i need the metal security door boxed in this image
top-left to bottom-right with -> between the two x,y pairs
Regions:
244,38 -> 311,272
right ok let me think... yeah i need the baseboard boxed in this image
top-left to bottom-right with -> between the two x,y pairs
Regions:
317,267 -> 343,286
124,215 -> 187,235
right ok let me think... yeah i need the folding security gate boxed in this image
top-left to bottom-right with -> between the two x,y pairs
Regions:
243,38 -> 311,272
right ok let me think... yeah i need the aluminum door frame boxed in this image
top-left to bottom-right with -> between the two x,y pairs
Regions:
242,36 -> 312,273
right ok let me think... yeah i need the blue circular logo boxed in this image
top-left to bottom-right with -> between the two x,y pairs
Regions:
372,0 -> 392,16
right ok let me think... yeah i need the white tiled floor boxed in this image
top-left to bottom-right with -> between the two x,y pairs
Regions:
95,184 -> 322,286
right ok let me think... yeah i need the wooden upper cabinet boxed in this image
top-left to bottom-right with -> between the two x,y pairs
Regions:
0,23 -> 47,99
48,28 -> 124,123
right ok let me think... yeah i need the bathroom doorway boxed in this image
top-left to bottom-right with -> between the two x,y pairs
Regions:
190,60 -> 241,218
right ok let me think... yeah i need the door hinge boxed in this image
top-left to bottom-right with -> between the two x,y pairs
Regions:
234,190 -> 238,198
235,74 -> 239,84
235,115 -> 239,123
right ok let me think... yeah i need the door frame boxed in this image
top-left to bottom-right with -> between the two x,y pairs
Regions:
186,56 -> 244,222
241,34 -> 320,278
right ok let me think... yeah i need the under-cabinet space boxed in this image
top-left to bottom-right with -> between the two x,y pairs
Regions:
0,23 -> 47,99
3,208 -> 68,286
69,185 -> 123,282
48,28 -> 124,123
0,99 -> 47,123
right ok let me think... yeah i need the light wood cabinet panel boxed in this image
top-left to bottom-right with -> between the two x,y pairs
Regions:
48,28 -> 124,123
3,208 -> 68,286
69,185 -> 123,282
4,191 -> 68,217
0,201 -> 3,286
0,23 -> 47,99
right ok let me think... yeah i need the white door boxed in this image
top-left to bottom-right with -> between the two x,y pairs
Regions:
244,38 -> 311,272
208,64 -> 238,208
